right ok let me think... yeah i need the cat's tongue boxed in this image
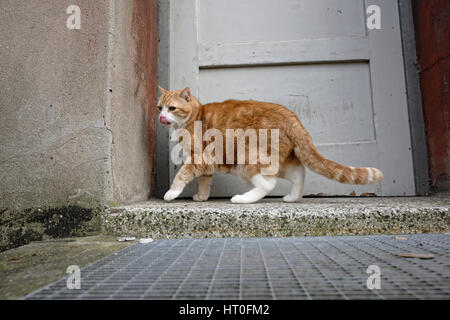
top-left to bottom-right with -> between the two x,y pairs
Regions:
159,116 -> 169,125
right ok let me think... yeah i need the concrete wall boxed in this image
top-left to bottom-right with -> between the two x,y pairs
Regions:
0,0 -> 157,210
110,0 -> 157,205
412,0 -> 450,190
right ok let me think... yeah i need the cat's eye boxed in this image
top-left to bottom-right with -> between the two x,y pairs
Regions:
169,106 -> 176,111
157,106 -> 162,112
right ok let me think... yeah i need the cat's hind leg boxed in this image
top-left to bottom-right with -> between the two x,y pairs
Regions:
231,174 -> 276,204
282,164 -> 305,202
193,175 -> 213,202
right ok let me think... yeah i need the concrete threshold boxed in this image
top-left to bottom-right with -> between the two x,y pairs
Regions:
102,196 -> 450,238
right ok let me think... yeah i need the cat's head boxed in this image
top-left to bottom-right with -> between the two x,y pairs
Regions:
156,86 -> 197,127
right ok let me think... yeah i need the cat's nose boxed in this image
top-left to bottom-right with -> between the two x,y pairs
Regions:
159,115 -> 169,125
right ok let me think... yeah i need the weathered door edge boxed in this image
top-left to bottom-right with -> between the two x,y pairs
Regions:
155,0 -> 171,198
168,0 -> 200,198
398,0 -> 430,195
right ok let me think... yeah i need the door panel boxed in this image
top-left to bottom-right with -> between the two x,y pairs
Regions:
199,0 -> 366,43
170,0 -> 415,197
199,63 -> 375,144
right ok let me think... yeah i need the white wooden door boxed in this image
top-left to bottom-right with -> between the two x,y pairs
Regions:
169,0 -> 416,197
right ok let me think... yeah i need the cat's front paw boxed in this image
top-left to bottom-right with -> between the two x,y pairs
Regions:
193,194 -> 208,202
283,195 -> 301,202
164,189 -> 182,201
231,194 -> 255,204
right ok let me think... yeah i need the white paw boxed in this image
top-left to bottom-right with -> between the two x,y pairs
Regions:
231,194 -> 255,204
164,189 -> 182,201
283,195 -> 301,202
193,194 -> 208,202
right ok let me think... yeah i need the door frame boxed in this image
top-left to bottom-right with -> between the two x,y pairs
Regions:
398,0 -> 430,195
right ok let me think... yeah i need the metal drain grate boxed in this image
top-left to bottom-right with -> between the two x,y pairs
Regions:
24,234 -> 450,300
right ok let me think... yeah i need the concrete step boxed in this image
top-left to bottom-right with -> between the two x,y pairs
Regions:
101,196 -> 450,238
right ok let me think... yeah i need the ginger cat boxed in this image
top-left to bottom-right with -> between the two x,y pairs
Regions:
157,86 -> 384,204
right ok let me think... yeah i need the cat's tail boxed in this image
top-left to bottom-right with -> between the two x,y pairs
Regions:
289,124 -> 384,184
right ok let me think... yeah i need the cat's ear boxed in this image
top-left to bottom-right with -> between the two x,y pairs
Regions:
158,85 -> 168,93
180,87 -> 191,102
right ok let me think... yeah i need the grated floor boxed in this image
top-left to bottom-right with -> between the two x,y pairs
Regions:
24,234 -> 450,300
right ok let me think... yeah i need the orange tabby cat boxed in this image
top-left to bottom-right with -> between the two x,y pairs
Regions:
157,86 -> 383,204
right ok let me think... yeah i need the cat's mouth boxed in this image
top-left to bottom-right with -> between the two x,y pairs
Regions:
159,116 -> 171,125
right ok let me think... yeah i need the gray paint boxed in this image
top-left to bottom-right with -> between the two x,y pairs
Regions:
167,0 -> 416,197
169,0 -> 201,197
365,0 -> 415,196
398,0 -> 430,195
0,0 -> 151,210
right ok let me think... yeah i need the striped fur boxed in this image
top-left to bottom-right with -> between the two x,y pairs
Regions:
290,125 -> 384,185
157,86 -> 384,203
